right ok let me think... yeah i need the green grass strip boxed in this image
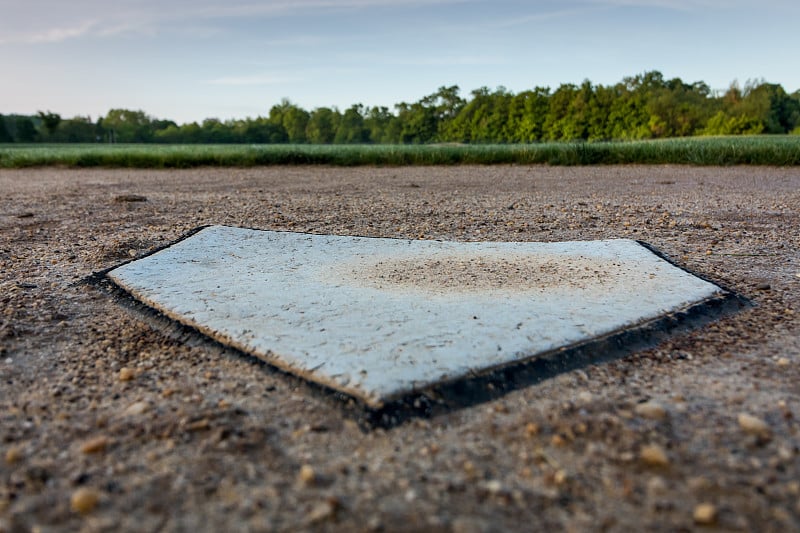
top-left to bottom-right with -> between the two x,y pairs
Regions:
0,136 -> 798,168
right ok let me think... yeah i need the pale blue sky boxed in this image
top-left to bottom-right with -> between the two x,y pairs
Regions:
1,0 -> 797,124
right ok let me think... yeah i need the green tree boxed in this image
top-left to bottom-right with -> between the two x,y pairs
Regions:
306,108 -> 340,144
423,85 -> 465,139
283,107 -> 310,143
267,99 -> 304,143
444,86 -> 512,143
153,124 -> 184,143
0,115 -> 12,143
606,82 -> 650,139
586,84 -> 616,140
226,117 -> 286,144
50,116 -> 98,142
560,80 -> 595,140
742,82 -> 800,133
507,88 -> 550,142
699,80 -> 798,135
645,78 -> 713,138
364,106 -> 400,143
543,84 -> 578,140
14,72 -> 798,145
395,102 -> 437,144
700,111 -> 764,135
15,117 -> 38,142
200,118 -> 235,143
151,118 -> 178,137
102,109 -> 155,142
180,122 -> 206,143
334,104 -> 369,144
37,111 -> 62,138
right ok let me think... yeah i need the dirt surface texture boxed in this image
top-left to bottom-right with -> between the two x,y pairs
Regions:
1,165 -> 799,532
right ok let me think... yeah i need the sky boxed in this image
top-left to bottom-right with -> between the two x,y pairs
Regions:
1,0 -> 798,124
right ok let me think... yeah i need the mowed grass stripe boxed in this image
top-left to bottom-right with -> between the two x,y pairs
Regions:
0,136 -> 798,168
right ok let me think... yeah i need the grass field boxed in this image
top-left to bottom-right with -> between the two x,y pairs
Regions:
1,136 -> 799,168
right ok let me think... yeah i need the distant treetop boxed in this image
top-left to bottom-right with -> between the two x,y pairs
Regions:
3,71 -> 799,144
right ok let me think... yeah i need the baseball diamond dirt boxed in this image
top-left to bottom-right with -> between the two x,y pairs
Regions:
1,165 -> 799,531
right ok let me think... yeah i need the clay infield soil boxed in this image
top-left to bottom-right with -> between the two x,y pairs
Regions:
1,165 -> 799,532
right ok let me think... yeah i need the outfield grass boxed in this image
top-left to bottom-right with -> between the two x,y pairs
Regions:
0,136 -> 798,168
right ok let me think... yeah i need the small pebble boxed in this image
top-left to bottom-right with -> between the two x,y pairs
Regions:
755,283 -> 771,291
124,401 -> 149,416
118,367 -> 135,381
71,487 -> 101,515
618,451 -> 635,463
308,500 -> 336,523
737,413 -> 770,437
776,357 -> 790,367
693,502 -> 718,525
777,446 -> 793,461
185,418 -> 210,432
688,476 -> 712,492
640,444 -> 670,467
484,479 -> 503,494
463,461 -> 477,478
635,401 -> 668,421
647,476 -> 667,495
80,436 -> 110,454
298,464 -> 316,485
5,446 -> 23,464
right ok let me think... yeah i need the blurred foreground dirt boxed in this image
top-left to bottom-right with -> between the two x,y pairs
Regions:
1,165 -> 799,531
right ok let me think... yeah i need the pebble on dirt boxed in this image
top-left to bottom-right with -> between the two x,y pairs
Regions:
298,464 -> 316,486
80,436 -> 110,454
737,413 -> 771,438
123,401 -> 149,416
640,444 -> 670,467
70,487 -> 101,515
693,502 -> 718,525
634,401 -> 668,420
4,446 -> 23,464
3,165 -> 799,531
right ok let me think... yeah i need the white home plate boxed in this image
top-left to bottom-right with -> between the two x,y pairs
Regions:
107,225 -> 727,408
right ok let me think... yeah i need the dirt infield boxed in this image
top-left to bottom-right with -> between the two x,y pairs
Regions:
1,165 -> 799,531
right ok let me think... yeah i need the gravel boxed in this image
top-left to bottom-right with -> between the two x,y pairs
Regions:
1,165 -> 799,531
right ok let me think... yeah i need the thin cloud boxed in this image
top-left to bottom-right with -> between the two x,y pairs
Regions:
0,0 -> 479,44
0,19 -> 97,44
259,35 -> 329,48
190,0 -> 477,17
391,55 -> 509,67
581,0 -> 796,9
492,6 -> 607,28
582,0 -> 694,9
205,74 -> 303,86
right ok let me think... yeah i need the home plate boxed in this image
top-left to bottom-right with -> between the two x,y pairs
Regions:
105,225 -> 735,412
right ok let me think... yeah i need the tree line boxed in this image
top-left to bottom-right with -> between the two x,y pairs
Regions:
2,71 -> 799,144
